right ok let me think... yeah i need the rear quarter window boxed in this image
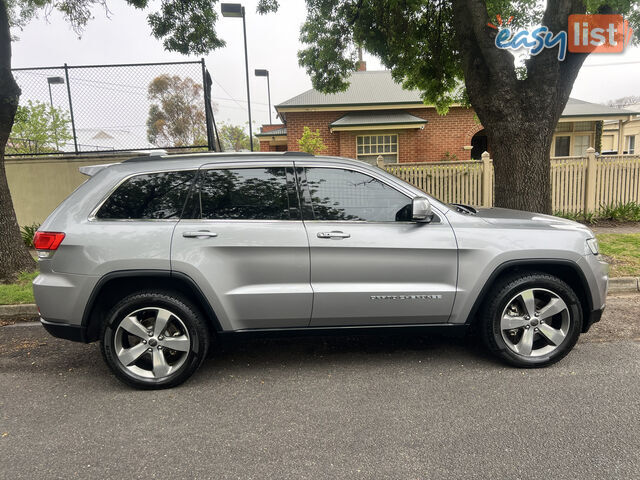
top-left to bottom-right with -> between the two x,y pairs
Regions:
95,170 -> 196,220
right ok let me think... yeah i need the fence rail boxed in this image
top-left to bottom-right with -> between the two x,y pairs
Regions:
382,150 -> 640,214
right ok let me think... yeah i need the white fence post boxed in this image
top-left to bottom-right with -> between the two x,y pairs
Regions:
481,151 -> 492,207
584,147 -> 597,213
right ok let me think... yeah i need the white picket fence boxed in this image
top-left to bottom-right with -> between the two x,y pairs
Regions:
382,150 -> 640,213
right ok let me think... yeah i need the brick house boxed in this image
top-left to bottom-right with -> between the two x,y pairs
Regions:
257,69 -> 637,163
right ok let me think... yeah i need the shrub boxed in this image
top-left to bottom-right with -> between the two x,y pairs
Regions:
440,151 -> 458,162
21,223 -> 40,248
598,202 -> 640,222
298,126 -> 327,155
554,202 -> 640,224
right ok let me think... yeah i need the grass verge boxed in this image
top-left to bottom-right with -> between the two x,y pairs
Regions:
597,233 -> 640,277
0,271 -> 38,305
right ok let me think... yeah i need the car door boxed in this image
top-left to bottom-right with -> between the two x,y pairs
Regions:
171,162 -> 312,331
296,163 -> 458,327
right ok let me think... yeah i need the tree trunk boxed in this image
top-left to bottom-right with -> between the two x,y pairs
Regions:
452,0 -> 588,214
0,0 -> 36,282
488,121 -> 553,213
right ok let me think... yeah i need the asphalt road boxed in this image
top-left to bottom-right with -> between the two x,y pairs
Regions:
1,295 -> 639,480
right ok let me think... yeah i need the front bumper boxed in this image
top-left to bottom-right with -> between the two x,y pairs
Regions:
583,306 -> 605,333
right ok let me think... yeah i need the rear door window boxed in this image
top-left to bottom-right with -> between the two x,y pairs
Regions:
95,170 -> 196,220
183,167 -> 299,220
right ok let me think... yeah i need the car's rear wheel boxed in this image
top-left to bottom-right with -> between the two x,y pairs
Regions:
480,272 -> 583,367
100,291 -> 209,389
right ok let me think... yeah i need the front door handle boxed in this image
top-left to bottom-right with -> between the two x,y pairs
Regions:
182,231 -> 218,238
317,231 -> 351,239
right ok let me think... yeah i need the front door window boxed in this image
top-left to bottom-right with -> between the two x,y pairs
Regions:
302,167 -> 412,222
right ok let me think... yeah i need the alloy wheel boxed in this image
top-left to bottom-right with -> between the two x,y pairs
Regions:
500,288 -> 571,358
114,307 -> 191,379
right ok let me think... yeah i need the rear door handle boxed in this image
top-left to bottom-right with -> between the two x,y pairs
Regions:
317,231 -> 350,239
182,231 -> 218,238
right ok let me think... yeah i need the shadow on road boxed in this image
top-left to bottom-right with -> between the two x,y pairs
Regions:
1,323 -> 504,388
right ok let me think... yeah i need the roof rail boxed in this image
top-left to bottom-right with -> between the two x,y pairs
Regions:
122,151 -> 315,163
121,154 -> 165,163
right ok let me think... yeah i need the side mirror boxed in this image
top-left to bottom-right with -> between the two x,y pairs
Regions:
412,197 -> 434,223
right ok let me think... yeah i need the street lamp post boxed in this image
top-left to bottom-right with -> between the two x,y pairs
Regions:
221,3 -> 254,151
254,69 -> 272,125
47,76 -> 65,151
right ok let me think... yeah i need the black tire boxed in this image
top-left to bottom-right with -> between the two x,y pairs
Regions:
479,272 -> 583,367
100,290 -> 210,389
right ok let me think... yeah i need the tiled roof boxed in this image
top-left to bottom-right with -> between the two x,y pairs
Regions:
561,98 -> 640,117
277,70 -> 639,118
277,71 -> 421,108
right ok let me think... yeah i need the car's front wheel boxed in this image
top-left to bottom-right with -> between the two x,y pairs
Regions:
100,291 -> 210,389
480,272 -> 583,367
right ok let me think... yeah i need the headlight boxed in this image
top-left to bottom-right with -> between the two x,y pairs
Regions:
586,238 -> 599,255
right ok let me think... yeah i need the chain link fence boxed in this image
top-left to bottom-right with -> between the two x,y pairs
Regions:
8,60 -> 217,156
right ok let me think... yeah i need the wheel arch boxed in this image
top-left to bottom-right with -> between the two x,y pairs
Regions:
466,259 -> 593,332
82,270 -> 222,342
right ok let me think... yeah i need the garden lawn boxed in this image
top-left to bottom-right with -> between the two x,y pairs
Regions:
597,233 -> 640,277
0,271 -> 38,305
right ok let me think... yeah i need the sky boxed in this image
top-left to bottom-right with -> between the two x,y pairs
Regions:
10,0 -> 640,136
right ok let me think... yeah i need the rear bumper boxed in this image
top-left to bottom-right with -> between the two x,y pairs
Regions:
33,271 -> 99,331
40,318 -> 87,343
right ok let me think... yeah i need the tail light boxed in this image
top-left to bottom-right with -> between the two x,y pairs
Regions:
33,232 -> 65,258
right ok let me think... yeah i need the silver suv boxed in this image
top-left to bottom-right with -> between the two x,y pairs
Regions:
33,153 -> 608,389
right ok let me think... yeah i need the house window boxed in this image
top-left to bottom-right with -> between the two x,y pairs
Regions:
357,134 -> 398,164
602,135 -> 615,152
554,136 -> 571,157
625,135 -> 636,154
573,135 -> 591,156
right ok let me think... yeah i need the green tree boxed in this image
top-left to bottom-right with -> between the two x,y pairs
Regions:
218,123 -> 258,151
7,100 -> 72,154
146,74 -> 207,147
265,0 -> 640,214
298,126 -> 327,154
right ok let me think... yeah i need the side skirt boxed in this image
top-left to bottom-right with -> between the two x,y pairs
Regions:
222,323 -> 470,340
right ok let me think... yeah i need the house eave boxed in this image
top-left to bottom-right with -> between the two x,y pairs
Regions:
277,102 -> 450,113
559,114 -> 635,121
256,134 -> 288,143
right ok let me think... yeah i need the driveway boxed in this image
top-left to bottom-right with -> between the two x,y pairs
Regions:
1,294 -> 639,480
